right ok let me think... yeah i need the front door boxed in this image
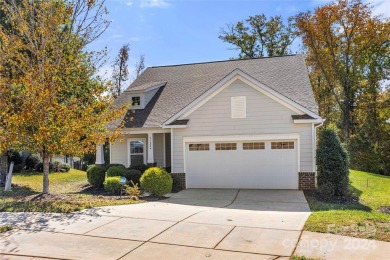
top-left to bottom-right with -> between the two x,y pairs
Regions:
129,139 -> 146,166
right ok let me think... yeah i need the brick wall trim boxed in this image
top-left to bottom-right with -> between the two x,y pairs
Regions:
299,172 -> 316,190
171,173 -> 186,191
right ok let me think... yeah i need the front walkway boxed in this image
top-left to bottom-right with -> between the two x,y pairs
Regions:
1,189 -> 389,259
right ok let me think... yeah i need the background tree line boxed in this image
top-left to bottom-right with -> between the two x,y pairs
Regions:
219,0 -> 390,175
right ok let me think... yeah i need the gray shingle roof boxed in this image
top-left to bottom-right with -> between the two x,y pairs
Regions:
121,54 -> 319,128
125,81 -> 166,92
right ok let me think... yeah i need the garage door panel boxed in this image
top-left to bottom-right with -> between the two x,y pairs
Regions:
185,140 -> 298,189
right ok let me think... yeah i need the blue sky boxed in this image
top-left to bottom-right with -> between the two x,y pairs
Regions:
91,0 -> 389,80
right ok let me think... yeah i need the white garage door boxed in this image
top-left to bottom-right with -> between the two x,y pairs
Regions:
185,140 -> 298,189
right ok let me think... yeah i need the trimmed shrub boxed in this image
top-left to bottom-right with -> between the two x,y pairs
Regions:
86,164 -> 95,171
106,166 -> 126,177
60,164 -> 71,172
140,167 -> 172,196
25,154 -> 42,171
129,164 -> 150,174
317,126 -> 349,196
87,165 -> 105,188
124,169 -> 142,185
104,177 -> 122,194
106,164 -> 126,171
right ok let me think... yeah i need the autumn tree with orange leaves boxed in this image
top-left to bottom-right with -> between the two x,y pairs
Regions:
0,0 -> 127,193
295,0 -> 390,142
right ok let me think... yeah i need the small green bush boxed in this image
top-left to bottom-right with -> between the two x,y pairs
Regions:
124,169 -> 142,185
106,166 -> 126,177
86,164 -> 95,171
25,154 -> 41,171
106,164 -> 126,171
317,126 -> 349,196
87,165 -> 105,188
140,167 -> 172,196
104,177 -> 122,194
129,164 -> 150,174
126,180 -> 141,199
60,164 -> 71,172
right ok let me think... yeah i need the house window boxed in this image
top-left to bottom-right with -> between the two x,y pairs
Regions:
216,143 -> 237,150
243,142 -> 265,150
130,140 -> 145,165
189,144 -> 209,151
132,96 -> 141,106
271,141 -> 294,149
231,96 -> 246,118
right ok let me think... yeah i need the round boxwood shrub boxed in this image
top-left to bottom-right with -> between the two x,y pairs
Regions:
317,126 -> 349,196
106,166 -> 126,177
104,177 -> 122,194
106,164 -> 126,171
124,169 -> 142,185
140,167 -> 172,196
60,163 -> 71,172
87,165 -> 105,188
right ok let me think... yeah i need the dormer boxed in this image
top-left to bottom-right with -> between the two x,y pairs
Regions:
124,81 -> 166,109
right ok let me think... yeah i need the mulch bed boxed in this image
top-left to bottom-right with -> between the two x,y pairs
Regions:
378,206 -> 390,215
304,190 -> 360,205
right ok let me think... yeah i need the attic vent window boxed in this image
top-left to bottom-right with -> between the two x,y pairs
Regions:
132,96 -> 140,106
231,96 -> 246,118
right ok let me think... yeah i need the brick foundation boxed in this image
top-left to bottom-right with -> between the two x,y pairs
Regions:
299,172 -> 316,190
171,173 -> 186,191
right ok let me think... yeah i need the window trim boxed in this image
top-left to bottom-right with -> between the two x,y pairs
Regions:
243,142 -> 265,150
189,143 -> 210,151
271,141 -> 295,150
215,143 -> 237,151
131,96 -> 141,106
127,138 -> 147,167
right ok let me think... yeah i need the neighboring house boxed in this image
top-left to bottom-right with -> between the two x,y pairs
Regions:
51,155 -> 80,168
98,55 -> 323,190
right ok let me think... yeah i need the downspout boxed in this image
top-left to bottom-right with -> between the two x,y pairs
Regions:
314,120 -> 324,187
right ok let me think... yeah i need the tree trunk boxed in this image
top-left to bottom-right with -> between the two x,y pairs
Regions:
42,152 -> 50,194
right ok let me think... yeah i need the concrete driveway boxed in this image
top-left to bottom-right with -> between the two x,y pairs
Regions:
0,189 -> 311,259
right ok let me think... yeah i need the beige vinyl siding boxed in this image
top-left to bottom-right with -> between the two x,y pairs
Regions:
172,79 -> 314,173
111,134 -> 147,167
145,88 -> 159,106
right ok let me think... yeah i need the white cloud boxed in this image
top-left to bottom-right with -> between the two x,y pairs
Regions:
140,0 -> 169,8
124,0 -> 133,7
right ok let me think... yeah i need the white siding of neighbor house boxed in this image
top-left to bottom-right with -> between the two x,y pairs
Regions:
172,79 -> 314,173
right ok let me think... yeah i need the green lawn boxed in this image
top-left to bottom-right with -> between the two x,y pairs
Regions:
304,170 -> 390,242
0,169 -> 141,213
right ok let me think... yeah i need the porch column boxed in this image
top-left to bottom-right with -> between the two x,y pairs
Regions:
147,133 -> 155,165
95,144 -> 105,166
